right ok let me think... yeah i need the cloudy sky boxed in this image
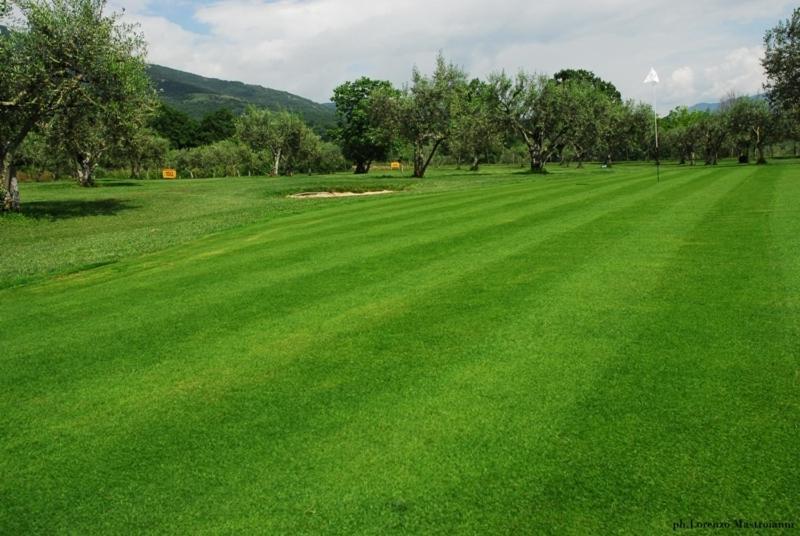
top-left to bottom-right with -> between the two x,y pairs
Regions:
111,0 -> 795,109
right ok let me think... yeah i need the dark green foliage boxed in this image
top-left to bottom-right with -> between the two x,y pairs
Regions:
763,8 -> 800,119
332,77 -> 398,174
553,68 -> 622,103
726,97 -> 773,164
149,103 -> 200,149
450,79 -> 503,171
197,108 -> 236,145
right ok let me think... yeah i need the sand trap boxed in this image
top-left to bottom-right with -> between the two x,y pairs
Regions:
289,190 -> 395,199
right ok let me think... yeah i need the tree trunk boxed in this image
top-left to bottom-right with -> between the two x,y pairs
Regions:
272,147 -> 282,176
469,155 -> 480,172
412,139 -> 443,178
756,144 -> 767,165
2,152 -> 21,212
76,155 -> 96,187
354,161 -> 369,174
575,147 -> 584,169
412,145 -> 425,178
527,145 -> 545,173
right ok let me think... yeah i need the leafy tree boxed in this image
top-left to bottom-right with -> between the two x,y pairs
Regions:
450,79 -> 503,171
313,142 -> 350,174
332,77 -> 399,174
113,128 -> 170,179
489,71 -> 576,172
696,111 -> 727,165
44,7 -> 154,187
553,69 -> 622,103
727,97 -> 773,164
560,81 -> 613,167
662,107 -> 705,165
17,130 -> 70,179
400,54 -> 468,178
594,100 -> 649,165
1,0 -> 153,203
149,103 -> 200,149
197,108 -> 236,145
169,140 -> 257,179
762,8 -> 800,121
236,107 -> 321,176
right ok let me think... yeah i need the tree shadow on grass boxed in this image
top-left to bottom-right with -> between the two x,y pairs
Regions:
21,199 -> 139,220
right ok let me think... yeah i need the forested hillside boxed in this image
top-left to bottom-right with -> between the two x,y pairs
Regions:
147,64 -> 336,128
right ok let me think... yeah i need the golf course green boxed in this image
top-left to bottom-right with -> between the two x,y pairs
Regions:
1,163 -> 798,533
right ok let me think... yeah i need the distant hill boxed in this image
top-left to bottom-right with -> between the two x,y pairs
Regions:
689,94 -> 767,113
147,64 -> 336,129
688,102 -> 721,113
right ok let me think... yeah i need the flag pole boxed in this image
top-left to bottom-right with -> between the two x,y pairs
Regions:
644,67 -> 661,183
654,82 -> 660,183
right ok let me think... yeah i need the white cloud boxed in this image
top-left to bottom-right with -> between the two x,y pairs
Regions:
114,0 -> 795,108
667,67 -> 695,101
704,47 -> 766,100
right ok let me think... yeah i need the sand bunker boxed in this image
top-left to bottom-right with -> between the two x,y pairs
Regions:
289,190 -> 395,199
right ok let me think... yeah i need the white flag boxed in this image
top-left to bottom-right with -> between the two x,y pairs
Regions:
643,67 -> 660,84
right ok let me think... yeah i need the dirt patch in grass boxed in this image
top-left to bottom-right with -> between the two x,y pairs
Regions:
289,190 -> 396,199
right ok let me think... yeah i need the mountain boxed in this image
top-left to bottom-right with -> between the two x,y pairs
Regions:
147,64 -> 336,129
688,94 -> 767,113
688,102 -> 721,112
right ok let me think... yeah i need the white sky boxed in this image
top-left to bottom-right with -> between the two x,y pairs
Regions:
111,0 -> 796,109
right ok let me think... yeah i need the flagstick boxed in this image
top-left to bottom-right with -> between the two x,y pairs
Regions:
654,83 -> 660,183
644,67 -> 661,183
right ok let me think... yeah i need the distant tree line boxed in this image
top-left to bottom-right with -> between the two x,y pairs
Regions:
2,2 -> 799,210
330,53 -> 799,178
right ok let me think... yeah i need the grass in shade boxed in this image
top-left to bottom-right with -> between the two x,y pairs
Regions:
1,162 -> 798,534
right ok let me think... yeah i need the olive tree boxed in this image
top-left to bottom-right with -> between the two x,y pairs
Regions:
400,54 -> 468,178
236,107 -> 322,176
450,79 -> 503,171
489,71 -> 576,173
763,8 -> 800,122
727,97 -> 773,164
1,0 -> 153,203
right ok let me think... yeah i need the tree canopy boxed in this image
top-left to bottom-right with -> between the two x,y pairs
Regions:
1,0 -> 154,204
763,7 -> 800,119
553,69 -> 622,103
332,77 -> 398,174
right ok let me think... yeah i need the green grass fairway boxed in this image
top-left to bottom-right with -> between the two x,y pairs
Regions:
1,163 -> 798,534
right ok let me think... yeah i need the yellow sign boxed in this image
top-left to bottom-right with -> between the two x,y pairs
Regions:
390,162 -> 402,171
162,168 -> 177,180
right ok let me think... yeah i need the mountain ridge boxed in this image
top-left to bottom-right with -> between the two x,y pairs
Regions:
147,64 -> 336,128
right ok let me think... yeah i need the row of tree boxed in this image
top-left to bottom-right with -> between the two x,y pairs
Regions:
327,8 -> 800,177
2,1 -> 799,210
16,105 -> 350,181
658,95 -> 797,166
330,56 -> 799,178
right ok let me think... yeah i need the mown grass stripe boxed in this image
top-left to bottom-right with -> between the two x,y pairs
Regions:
1,168 -> 710,386
0,167 -> 739,533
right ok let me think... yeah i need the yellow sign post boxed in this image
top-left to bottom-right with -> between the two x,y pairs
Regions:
162,169 -> 177,180
390,162 -> 402,171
